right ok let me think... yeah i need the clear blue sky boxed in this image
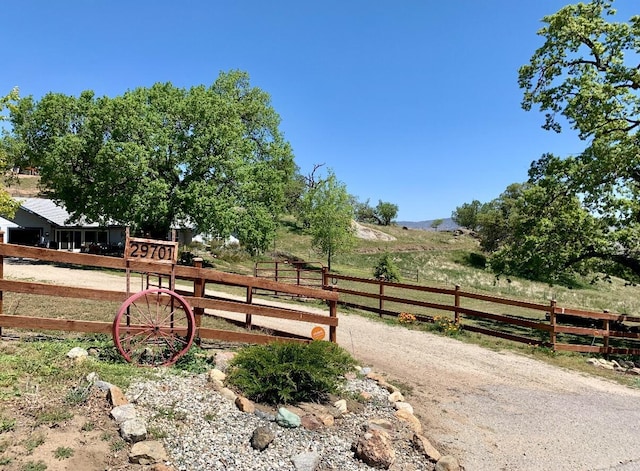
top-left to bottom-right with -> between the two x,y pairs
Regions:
2,1 -> 636,221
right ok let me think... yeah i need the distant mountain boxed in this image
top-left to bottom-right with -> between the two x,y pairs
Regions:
395,217 -> 460,231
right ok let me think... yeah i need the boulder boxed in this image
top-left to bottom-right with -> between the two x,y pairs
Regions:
354,429 -> 395,469
276,407 -> 301,428
250,426 -> 275,451
129,440 -> 168,465
120,417 -> 147,443
435,455 -> 460,471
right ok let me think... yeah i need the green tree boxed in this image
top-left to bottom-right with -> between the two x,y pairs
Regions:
517,0 -> 640,281
300,171 -> 355,271
452,199 -> 482,231
353,198 -> 378,224
374,200 -> 398,226
5,71 -> 294,252
0,88 -> 21,218
373,253 -> 400,282
430,218 -> 444,231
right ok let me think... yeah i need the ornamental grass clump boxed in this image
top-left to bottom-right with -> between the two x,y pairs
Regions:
226,341 -> 357,405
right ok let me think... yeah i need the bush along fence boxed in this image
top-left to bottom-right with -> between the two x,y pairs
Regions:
0,235 -> 338,354
317,272 -> 640,357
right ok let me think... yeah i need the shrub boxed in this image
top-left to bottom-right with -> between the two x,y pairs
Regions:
226,341 -> 356,405
373,253 -> 400,282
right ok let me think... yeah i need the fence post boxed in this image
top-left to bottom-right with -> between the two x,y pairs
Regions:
192,258 -> 205,342
329,294 -> 337,343
322,267 -> 329,289
549,299 -> 557,350
454,285 -> 460,324
379,279 -> 384,317
296,264 -> 301,287
603,310 -> 610,358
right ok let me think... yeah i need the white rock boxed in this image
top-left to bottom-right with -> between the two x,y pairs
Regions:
67,347 -> 88,359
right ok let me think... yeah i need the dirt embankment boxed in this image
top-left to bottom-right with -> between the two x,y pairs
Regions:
4,261 -> 640,470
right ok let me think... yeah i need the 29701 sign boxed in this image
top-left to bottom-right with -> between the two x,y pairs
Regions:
125,237 -> 178,264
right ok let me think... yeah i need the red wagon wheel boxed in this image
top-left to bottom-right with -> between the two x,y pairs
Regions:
113,288 -> 195,366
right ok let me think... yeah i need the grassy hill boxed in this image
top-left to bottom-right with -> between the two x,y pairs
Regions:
262,218 -> 640,318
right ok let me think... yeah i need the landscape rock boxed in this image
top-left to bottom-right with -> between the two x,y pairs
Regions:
208,378 -> 224,391
219,387 -> 237,401
276,407 -> 301,428
214,351 -> 236,371
627,368 -> 640,376
129,440 -> 168,465
333,399 -> 348,415
435,455 -> 460,471
412,433 -> 442,462
395,409 -> 422,434
235,395 -> 255,413
120,417 -> 147,443
207,368 -> 226,382
94,380 -> 112,392
250,426 -> 275,451
66,346 -> 88,359
301,414 -> 324,431
354,429 -> 396,469
110,403 -> 137,424
108,385 -> 128,407
388,391 -> 404,403
359,391 -> 373,401
346,397 -> 365,414
366,418 -> 395,433
394,401 -> 414,414
291,451 -> 321,471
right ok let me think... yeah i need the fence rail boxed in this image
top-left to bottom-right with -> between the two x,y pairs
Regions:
323,272 -> 640,357
0,239 -> 338,345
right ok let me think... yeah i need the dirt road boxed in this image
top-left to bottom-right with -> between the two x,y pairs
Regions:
5,260 -> 640,470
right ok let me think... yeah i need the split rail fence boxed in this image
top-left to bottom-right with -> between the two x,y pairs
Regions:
0,239 -> 338,345
322,273 -> 640,356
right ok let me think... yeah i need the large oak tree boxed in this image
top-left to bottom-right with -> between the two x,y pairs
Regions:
509,0 -> 640,282
5,71 -> 295,252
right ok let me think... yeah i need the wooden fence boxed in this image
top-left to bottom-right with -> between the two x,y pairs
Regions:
254,261 -> 326,291
0,240 -> 338,345
322,272 -> 640,357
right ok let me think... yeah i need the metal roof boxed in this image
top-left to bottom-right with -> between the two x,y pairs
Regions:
15,198 -> 107,228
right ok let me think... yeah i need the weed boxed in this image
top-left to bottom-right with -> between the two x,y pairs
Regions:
100,431 -> 112,441
80,421 -> 96,432
110,438 -> 126,452
172,346 -> 214,374
204,411 -> 217,422
148,426 -> 168,439
35,407 -> 72,426
64,383 -> 92,405
153,405 -> 187,422
21,460 -> 47,471
0,414 -> 16,433
23,432 -> 45,454
53,446 -> 74,459
0,456 -> 12,465
0,438 -> 11,453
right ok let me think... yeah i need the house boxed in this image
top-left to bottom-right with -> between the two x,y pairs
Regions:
5,198 -> 127,251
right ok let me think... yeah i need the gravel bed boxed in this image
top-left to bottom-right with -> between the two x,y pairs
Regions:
127,372 -> 433,471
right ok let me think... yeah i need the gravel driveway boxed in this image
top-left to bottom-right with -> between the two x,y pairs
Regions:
5,260 -> 640,470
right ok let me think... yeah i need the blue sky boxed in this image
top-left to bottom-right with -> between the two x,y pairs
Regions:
2,1 -> 636,221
